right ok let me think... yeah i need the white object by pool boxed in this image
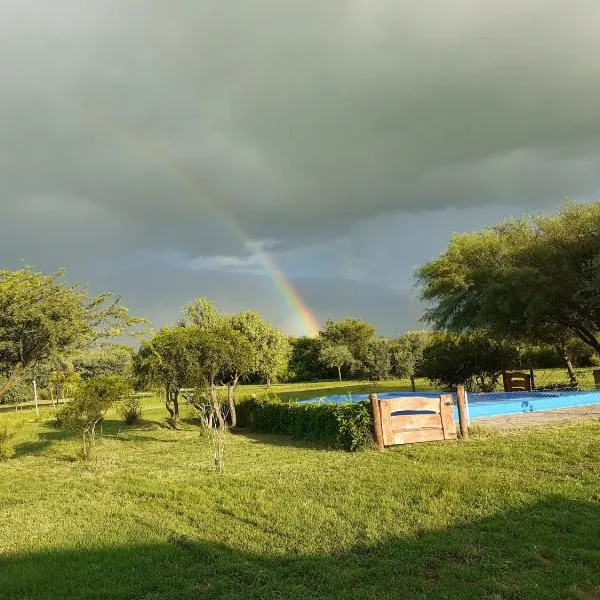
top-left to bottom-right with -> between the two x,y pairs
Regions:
298,390 -> 600,420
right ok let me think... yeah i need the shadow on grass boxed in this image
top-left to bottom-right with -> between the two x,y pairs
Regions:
1,497 -> 598,600
233,428 -> 335,451
13,428 -> 73,457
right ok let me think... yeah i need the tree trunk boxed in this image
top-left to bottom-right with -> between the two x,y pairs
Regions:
228,386 -> 237,428
564,354 -> 578,387
0,364 -> 22,400
165,387 -> 175,419
410,374 -> 416,392
172,390 -> 180,420
228,374 -> 239,428
337,366 -> 342,382
211,382 -> 225,430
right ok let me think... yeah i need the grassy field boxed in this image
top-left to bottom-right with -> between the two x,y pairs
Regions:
1,380 -> 599,599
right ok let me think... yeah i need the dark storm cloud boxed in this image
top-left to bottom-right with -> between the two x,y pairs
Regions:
1,1 -> 600,332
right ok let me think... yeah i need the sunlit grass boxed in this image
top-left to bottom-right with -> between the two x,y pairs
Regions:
1,383 -> 599,599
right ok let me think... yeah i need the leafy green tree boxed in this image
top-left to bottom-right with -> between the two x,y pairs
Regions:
72,344 -> 134,380
134,327 -> 205,423
192,325 -> 255,428
417,201 -> 600,354
57,375 -> 131,458
228,311 -> 290,386
320,318 -> 376,372
287,336 -> 327,381
361,339 -> 392,381
0,268 -> 142,400
391,331 -> 432,391
182,297 -> 225,329
420,331 -> 520,392
182,298 -> 290,386
319,344 -> 354,382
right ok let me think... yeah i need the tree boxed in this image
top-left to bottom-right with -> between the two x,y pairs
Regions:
191,325 -> 255,428
228,311 -> 290,386
72,344 -> 134,380
182,297 -> 225,329
319,318 -> 376,372
287,336 -> 327,381
182,298 -> 290,386
420,331 -> 520,392
391,331 -> 432,391
417,201 -> 600,354
361,339 -> 392,381
319,344 -> 354,382
0,268 -> 142,400
57,375 -> 130,458
134,327 -> 205,423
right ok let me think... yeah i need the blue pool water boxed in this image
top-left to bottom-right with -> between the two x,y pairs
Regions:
298,390 -> 600,420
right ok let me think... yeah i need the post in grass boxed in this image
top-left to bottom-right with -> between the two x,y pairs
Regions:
369,393 -> 385,450
456,384 -> 469,440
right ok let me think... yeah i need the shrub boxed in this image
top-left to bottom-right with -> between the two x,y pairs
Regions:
237,396 -> 372,451
0,427 -> 15,460
118,395 -> 142,425
57,375 -> 131,458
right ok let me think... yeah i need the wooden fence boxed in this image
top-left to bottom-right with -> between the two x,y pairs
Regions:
370,394 -> 457,448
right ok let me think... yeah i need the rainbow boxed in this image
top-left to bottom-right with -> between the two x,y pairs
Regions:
79,103 -> 320,336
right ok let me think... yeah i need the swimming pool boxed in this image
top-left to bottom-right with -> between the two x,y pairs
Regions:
298,390 -> 600,421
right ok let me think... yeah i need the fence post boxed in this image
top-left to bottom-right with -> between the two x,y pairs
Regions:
369,393 -> 384,450
456,385 -> 469,441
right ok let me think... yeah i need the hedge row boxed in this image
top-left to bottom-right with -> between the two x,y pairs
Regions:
236,397 -> 373,451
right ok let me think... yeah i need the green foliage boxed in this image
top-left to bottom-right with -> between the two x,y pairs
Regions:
390,331 -> 432,380
320,318 -> 376,368
118,396 -> 143,425
0,427 -> 15,460
73,344 -> 134,380
421,331 -> 520,391
286,336 -> 328,381
229,311 -> 290,385
57,375 -> 131,457
417,201 -> 600,354
182,297 -> 225,329
319,343 -> 354,381
0,268 -> 143,400
360,339 -> 392,381
238,396 -> 372,451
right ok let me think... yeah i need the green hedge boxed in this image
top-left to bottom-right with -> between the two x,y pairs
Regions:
237,397 -> 373,451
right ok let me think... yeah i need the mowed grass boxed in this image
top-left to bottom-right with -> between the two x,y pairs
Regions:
1,381 -> 599,600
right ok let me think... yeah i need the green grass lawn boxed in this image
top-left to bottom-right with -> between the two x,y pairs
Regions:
1,383 -> 599,600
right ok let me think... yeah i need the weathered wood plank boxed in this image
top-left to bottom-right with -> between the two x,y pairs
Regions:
440,394 -> 457,439
390,414 -> 442,431
392,429 -> 445,445
379,400 -> 393,446
388,397 -> 441,414
369,393 -> 384,451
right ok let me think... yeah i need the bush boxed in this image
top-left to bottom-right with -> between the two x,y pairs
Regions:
118,395 -> 142,425
237,396 -> 372,451
0,427 -> 15,460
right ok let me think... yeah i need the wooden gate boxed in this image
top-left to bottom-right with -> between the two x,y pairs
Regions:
502,371 -> 533,392
375,395 -> 457,447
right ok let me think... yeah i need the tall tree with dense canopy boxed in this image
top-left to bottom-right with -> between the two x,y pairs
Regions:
319,318 -> 376,369
134,327 -> 204,423
319,344 -> 354,382
421,331 -> 520,392
417,202 -> 600,354
391,331 -> 432,391
0,268 -> 142,400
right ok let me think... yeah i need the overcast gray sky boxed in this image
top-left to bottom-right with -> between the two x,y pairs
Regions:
2,1 -> 600,335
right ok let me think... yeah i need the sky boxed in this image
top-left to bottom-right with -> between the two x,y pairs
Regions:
2,0 -> 600,336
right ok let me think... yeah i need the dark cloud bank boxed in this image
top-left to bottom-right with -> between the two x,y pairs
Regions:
2,1 -> 599,333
